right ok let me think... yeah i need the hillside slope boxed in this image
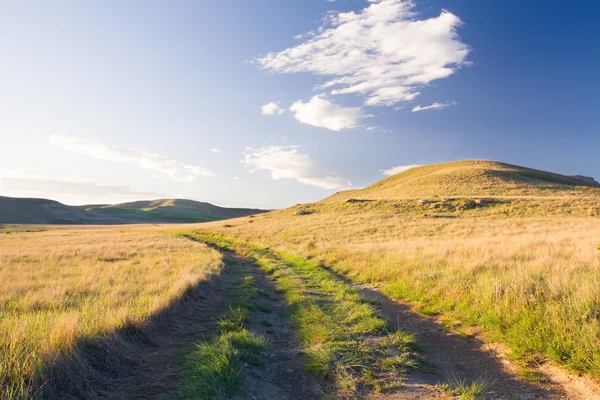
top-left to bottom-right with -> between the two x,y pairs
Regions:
323,160 -> 600,202
83,199 -> 267,223
0,196 -> 267,224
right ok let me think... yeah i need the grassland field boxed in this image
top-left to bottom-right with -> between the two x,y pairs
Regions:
0,225 -> 222,399
196,199 -> 600,380
3,161 -> 600,399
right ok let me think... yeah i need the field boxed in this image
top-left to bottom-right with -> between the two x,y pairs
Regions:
0,226 -> 222,399
170,161 -> 600,397
3,161 -> 600,399
197,202 -> 600,378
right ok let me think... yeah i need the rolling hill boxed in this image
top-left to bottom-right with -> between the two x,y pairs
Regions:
186,160 -> 600,395
322,160 -> 600,202
0,196 -> 267,224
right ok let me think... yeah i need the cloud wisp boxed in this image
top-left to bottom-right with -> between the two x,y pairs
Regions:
412,102 -> 456,112
243,145 -> 350,190
289,95 -> 370,131
261,102 -> 286,116
256,0 -> 470,107
49,135 -> 215,183
380,164 -> 421,176
1,170 -> 168,202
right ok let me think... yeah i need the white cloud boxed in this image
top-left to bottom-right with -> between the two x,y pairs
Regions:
289,95 -> 369,131
243,145 -> 350,190
380,164 -> 421,176
210,148 -> 222,153
261,102 -> 285,116
48,135 -> 215,183
412,102 -> 456,112
256,0 -> 470,107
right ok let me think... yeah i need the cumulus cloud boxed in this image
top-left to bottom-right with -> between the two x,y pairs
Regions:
49,135 -> 215,183
289,95 -> 369,131
380,164 -> 421,176
261,102 -> 285,116
256,0 -> 470,107
210,148 -> 222,153
242,145 -> 350,190
411,102 -> 455,112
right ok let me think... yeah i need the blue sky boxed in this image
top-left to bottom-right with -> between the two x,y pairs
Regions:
1,0 -> 598,208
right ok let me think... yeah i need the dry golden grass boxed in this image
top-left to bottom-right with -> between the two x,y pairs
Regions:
323,160 -> 600,202
0,226 -> 222,398
190,201 -> 600,378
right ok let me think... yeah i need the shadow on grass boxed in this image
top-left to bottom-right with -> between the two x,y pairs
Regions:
335,274 -> 569,399
36,264 -> 239,399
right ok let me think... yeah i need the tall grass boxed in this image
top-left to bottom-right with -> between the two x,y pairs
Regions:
0,226 -> 221,399
188,204 -> 600,378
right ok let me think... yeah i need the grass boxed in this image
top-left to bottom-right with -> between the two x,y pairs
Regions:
439,375 -> 496,399
86,206 -> 220,223
323,160 -> 600,202
178,259 -> 266,399
180,329 -> 265,399
180,196 -> 600,380
0,226 -> 222,399
184,232 -> 423,395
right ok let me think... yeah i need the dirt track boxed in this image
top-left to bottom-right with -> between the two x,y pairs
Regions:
43,246 -> 600,399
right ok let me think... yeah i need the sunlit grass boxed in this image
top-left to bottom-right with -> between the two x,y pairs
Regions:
0,226 -> 222,399
187,232 -> 422,395
179,200 -> 600,379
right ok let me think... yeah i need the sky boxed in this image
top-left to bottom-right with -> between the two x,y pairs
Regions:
1,0 -> 599,209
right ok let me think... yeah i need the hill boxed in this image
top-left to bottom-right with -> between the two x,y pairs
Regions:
323,160 -> 600,202
0,196 -> 267,224
180,160 -> 600,395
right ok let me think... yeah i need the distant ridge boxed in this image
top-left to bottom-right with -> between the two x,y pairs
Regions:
322,160 -> 600,202
0,196 -> 268,224
571,175 -> 600,186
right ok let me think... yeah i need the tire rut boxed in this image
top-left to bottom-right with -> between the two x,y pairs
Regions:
224,252 -> 327,400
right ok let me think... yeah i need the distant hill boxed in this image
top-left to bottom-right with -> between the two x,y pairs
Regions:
322,160 -> 600,202
571,175 -> 600,186
0,196 -> 268,224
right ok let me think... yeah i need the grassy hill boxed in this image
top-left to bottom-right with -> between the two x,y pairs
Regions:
323,160 -> 600,202
0,196 -> 267,224
0,196 -> 117,224
83,199 -> 267,223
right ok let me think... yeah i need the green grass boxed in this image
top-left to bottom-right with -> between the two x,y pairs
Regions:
185,232 -> 424,395
438,375 -> 495,399
88,207 -> 220,223
180,329 -> 265,399
178,260 -> 266,399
